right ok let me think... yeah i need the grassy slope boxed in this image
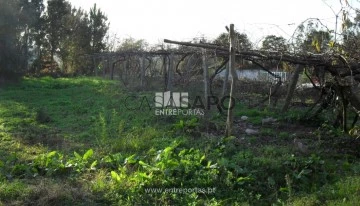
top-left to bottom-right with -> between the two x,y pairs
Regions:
0,77 -> 359,205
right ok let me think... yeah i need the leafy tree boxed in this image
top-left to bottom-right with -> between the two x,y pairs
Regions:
0,0 -> 19,78
19,0 -> 45,73
292,20 -> 332,54
302,30 -> 331,53
0,0 -> 44,78
60,8 -> 92,73
261,35 -> 288,52
89,4 -> 109,53
342,11 -> 360,59
45,0 -> 71,72
213,31 -> 252,50
116,37 -> 148,52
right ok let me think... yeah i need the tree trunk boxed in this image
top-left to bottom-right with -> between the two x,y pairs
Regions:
225,24 -> 237,137
282,64 -> 303,112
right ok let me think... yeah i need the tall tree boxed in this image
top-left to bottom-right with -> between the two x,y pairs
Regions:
302,30 -> 331,53
214,31 -> 252,50
0,0 -> 20,76
60,8 -> 92,73
261,35 -> 288,52
116,37 -> 148,52
292,20 -> 332,54
0,0 -> 44,77
342,11 -> 360,60
45,0 -> 71,72
89,4 -> 109,53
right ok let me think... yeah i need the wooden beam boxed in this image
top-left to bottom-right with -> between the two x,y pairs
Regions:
164,39 -> 228,52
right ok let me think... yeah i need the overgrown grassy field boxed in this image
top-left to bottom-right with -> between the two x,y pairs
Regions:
0,77 -> 359,205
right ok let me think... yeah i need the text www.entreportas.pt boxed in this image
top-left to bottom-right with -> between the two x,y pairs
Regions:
144,187 -> 216,194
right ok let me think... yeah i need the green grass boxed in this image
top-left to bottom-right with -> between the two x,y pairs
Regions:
0,76 -> 359,205
290,175 -> 360,206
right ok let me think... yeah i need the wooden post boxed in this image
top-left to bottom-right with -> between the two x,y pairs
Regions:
167,53 -> 174,91
202,49 -> 209,109
282,64 -> 303,112
140,54 -> 146,88
225,24 -> 237,137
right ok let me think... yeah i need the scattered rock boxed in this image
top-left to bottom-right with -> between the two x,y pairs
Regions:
293,138 -> 308,154
245,128 -> 259,135
241,116 -> 249,121
262,117 -> 277,125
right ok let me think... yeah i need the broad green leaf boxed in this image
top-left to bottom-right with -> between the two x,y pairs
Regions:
311,38 -> 321,52
209,163 -> 218,169
207,161 -> 212,168
166,159 -> 179,168
279,187 -> 289,192
200,155 -> 206,163
316,42 -> 321,53
237,176 -> 253,182
138,172 -> 151,179
111,171 -> 121,182
139,160 -> 151,168
90,160 -> 97,170
179,120 -> 184,127
163,147 -> 173,158
83,149 -> 93,160
178,149 -> 187,156
47,151 -> 57,158
139,160 -> 147,166
300,169 -> 312,175
124,154 -> 137,164
74,151 -> 81,159
163,146 -> 173,154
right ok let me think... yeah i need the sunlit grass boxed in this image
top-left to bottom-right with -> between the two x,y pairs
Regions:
0,76 -> 359,205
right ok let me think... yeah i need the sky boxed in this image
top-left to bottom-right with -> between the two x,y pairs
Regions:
68,0 -> 357,46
